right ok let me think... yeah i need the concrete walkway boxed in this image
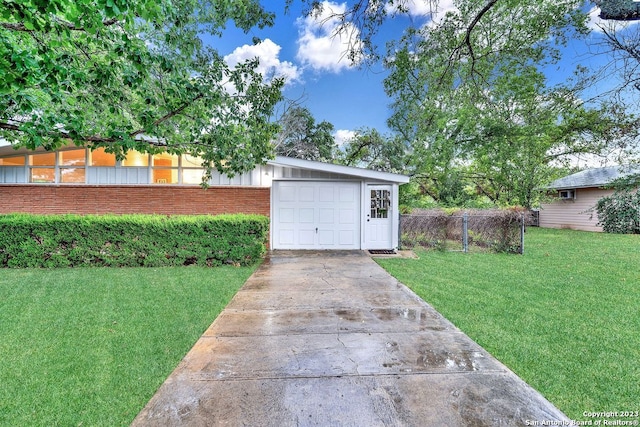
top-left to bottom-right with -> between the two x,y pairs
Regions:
131,251 -> 568,426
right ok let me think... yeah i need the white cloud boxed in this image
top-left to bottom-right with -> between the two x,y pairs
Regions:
334,129 -> 356,147
224,39 -> 301,85
385,0 -> 457,23
296,1 -> 363,73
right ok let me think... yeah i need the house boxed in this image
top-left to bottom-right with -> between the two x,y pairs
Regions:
0,145 -> 409,250
539,166 -> 639,232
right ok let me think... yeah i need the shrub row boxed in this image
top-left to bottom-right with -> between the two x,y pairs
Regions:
0,214 -> 269,268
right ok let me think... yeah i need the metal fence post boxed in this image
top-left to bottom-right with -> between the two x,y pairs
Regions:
398,214 -> 403,250
520,212 -> 525,255
463,212 -> 469,253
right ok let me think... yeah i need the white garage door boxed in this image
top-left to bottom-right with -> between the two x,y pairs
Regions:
272,181 -> 361,250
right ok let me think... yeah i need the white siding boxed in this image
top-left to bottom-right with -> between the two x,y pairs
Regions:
0,167 -> 26,183
539,187 -> 614,232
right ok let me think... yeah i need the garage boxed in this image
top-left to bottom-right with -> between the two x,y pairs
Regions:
272,181 -> 361,250
268,157 -> 409,251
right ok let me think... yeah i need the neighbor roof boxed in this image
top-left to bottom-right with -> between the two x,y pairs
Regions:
546,166 -> 640,190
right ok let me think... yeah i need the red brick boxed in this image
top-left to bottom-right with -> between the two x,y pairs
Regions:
0,185 -> 271,216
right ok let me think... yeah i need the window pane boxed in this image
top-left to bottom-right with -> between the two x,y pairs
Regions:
122,151 -> 149,167
153,152 -> 179,167
59,149 -> 85,166
182,155 -> 204,168
89,148 -> 116,166
31,168 -> 55,183
0,156 -> 25,166
30,153 -> 55,166
183,169 -> 205,185
60,168 -> 85,183
370,189 -> 390,219
153,169 -> 178,184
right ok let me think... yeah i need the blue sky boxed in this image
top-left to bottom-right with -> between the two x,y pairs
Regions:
206,1 -> 635,146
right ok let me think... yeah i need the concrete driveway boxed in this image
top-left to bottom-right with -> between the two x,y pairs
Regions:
131,251 -> 568,426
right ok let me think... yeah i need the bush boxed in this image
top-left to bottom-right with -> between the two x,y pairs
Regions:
0,214 -> 269,268
596,190 -> 640,234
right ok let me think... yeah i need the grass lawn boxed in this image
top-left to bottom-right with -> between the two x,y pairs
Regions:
377,227 -> 640,420
0,265 -> 256,427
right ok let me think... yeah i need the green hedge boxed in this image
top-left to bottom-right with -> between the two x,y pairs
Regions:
0,214 -> 269,268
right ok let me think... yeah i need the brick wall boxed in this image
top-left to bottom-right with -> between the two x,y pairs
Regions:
0,185 -> 271,216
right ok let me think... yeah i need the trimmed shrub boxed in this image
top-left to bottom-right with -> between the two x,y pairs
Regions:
0,214 -> 269,268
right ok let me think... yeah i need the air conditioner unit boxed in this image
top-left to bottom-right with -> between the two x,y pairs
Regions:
559,190 -> 575,200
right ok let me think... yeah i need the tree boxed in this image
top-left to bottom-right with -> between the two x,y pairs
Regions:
336,128 -> 407,173
292,1 -> 640,207
0,0 -> 284,178
382,0 -> 638,208
273,106 -> 335,161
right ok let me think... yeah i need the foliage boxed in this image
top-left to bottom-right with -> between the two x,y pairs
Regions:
0,265 -> 253,426
400,208 -> 526,253
274,106 -> 335,161
596,189 -> 640,233
382,1 -> 638,208
596,0 -> 640,20
335,127 -> 407,173
0,213 -> 269,267
0,0 -> 283,178
293,1 -> 640,208
377,228 -> 640,420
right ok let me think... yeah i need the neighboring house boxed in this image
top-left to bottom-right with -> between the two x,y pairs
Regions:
0,145 -> 409,250
539,166 -> 639,232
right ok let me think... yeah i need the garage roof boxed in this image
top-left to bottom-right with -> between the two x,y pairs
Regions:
269,156 -> 410,184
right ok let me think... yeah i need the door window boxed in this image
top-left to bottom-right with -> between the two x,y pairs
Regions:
370,189 -> 390,219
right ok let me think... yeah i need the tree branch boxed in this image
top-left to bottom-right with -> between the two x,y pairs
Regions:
463,0 -> 499,66
130,93 -> 205,138
439,0 -> 499,86
0,17 -> 120,32
0,93 -> 205,146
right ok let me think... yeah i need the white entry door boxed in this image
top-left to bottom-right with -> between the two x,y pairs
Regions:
272,181 -> 361,249
365,185 -> 393,249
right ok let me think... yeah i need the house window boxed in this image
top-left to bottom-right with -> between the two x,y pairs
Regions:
370,189 -> 391,219
152,152 -> 178,184
122,151 -> 149,167
0,156 -> 25,166
183,169 -> 205,185
29,153 -> 56,183
89,147 -> 116,166
59,149 -> 86,183
559,190 -> 575,200
30,152 -> 55,166
182,155 -> 206,185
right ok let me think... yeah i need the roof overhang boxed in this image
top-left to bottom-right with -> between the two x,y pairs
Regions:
268,156 -> 410,184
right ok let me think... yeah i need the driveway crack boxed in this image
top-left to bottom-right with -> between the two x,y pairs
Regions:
336,333 -> 360,375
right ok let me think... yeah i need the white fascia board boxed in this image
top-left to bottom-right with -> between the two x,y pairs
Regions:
268,156 -> 410,184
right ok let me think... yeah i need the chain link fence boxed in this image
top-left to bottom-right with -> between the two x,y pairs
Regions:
400,209 -> 529,254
